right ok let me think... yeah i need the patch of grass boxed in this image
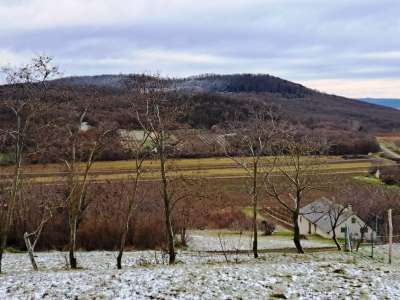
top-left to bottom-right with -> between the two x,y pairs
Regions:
354,175 -> 400,190
271,231 -> 333,244
272,231 -> 293,237
218,230 -> 252,237
0,153 -> 12,165
5,247 -> 24,253
307,235 -> 334,243
353,176 -> 384,186
242,207 -> 268,222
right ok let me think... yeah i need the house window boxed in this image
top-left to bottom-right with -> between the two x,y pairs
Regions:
341,227 -> 346,233
351,217 -> 356,224
361,227 -> 368,234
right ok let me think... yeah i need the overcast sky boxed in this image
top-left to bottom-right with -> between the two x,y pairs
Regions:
0,0 -> 399,98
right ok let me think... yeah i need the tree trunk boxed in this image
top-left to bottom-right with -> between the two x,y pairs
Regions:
356,230 -> 365,251
0,198 -> 19,273
69,216 -> 78,269
117,223 -> 129,269
0,199 -> 14,274
0,233 -> 6,274
159,143 -> 175,264
0,153 -> 22,273
0,212 -> 14,274
24,232 -> 38,271
332,230 -> 341,251
293,211 -> 304,254
117,179 -> 139,269
252,162 -> 258,258
180,227 -> 187,247
164,201 -> 175,264
69,247 -> 77,269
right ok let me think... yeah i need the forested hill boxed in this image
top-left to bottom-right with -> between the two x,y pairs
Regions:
50,73 -> 400,133
3,73 -> 400,134
2,73 -> 400,162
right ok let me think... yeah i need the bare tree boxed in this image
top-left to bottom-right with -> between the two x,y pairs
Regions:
135,75 -> 184,264
325,199 -> 348,250
264,135 -> 326,253
221,108 -> 281,258
62,110 -> 111,269
347,184 -> 399,251
0,56 -> 58,273
116,130 -> 150,269
170,176 -> 207,248
172,190 -> 193,248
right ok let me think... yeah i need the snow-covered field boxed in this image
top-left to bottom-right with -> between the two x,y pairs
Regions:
188,230 -> 335,251
0,233 -> 399,299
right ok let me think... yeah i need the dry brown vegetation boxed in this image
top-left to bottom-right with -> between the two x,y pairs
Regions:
3,175 -> 398,253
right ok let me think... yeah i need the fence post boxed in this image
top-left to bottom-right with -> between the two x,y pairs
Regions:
371,231 -> 374,258
388,209 -> 393,264
371,215 -> 378,258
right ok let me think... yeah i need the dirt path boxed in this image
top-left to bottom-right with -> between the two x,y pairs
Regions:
379,144 -> 400,161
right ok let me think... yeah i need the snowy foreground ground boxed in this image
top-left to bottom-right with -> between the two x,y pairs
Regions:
0,233 -> 399,299
188,230 -> 335,251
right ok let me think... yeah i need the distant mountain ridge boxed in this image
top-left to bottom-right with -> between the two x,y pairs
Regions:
52,74 -> 127,89
53,73 -> 315,98
359,98 -> 400,110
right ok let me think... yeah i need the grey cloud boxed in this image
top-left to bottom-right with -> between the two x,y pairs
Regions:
0,0 -> 399,96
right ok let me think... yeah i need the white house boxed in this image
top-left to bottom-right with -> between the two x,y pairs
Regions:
298,197 -> 375,240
